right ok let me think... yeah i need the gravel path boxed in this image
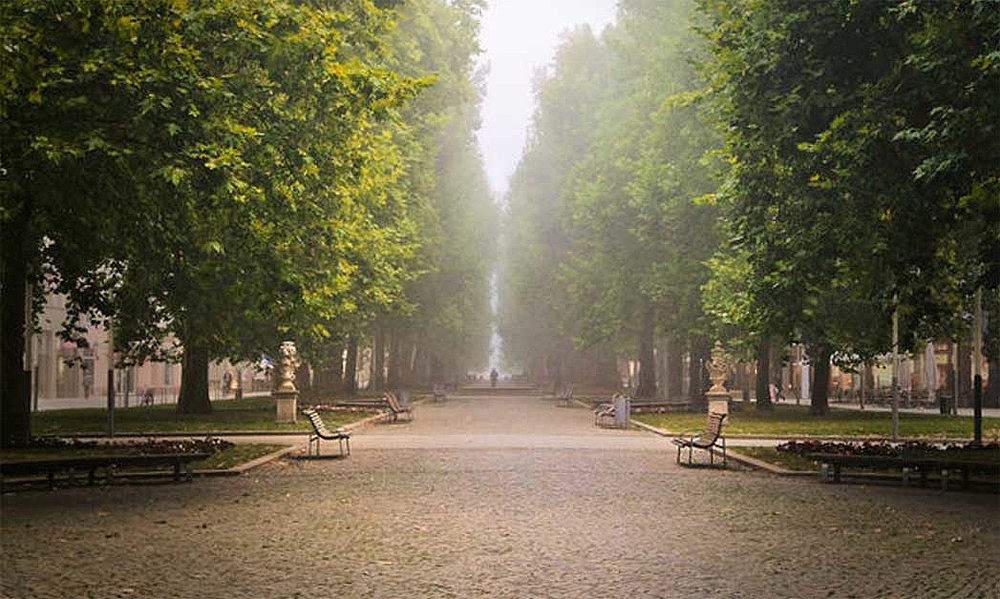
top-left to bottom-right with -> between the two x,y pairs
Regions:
2,394 -> 998,598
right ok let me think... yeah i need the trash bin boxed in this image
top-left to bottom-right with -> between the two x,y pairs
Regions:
613,395 -> 631,429
939,395 -> 949,415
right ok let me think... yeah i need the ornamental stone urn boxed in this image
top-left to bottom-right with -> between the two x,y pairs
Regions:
273,341 -> 300,423
705,341 -> 731,415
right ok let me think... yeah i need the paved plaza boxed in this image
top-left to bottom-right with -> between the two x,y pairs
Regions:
2,394 -> 999,598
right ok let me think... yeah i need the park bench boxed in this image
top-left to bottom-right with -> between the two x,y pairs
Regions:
302,408 -> 351,458
383,391 -> 413,423
594,394 -> 630,428
594,397 -> 616,427
0,452 -> 210,490
671,412 -> 727,466
556,383 -> 574,407
432,383 -> 447,402
808,453 -> 1000,490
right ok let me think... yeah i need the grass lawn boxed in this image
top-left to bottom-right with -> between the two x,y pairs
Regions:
631,404 -> 1000,439
735,447 -> 820,471
32,396 -> 378,435
0,443 -> 290,471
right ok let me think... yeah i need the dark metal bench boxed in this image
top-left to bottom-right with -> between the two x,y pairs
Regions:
383,391 -> 412,422
0,452 -> 210,489
808,453 -> 1000,490
671,412 -> 727,466
302,408 -> 351,457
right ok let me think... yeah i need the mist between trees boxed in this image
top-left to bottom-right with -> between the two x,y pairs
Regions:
2,0 -> 997,447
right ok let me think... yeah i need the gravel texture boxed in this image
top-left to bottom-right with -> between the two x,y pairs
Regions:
2,394 -> 998,598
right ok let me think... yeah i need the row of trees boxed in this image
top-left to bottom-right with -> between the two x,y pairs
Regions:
499,0 -> 997,413
1,0 -> 495,446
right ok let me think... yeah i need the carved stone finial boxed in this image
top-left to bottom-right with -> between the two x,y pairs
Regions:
706,341 -> 729,393
276,341 -> 300,393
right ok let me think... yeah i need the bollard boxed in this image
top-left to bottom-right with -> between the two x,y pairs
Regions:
940,469 -> 949,491
820,463 -> 830,482
902,467 -> 912,486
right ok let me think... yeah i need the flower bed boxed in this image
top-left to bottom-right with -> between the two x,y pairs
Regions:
776,440 -> 1000,463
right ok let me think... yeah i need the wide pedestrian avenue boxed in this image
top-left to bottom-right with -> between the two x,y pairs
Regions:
2,390 -> 998,599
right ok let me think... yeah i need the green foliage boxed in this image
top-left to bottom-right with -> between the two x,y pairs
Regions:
697,0 -> 997,368
0,0 -> 452,426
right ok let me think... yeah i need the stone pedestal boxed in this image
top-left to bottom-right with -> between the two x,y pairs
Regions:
707,391 -> 730,416
274,390 -> 298,423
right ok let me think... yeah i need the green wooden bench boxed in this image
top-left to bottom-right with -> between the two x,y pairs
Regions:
808,453 -> 1000,490
0,452 -> 210,489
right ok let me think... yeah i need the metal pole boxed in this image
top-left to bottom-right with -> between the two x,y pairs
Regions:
24,283 -> 34,415
972,288 -> 983,444
106,328 -> 114,438
891,302 -> 900,441
952,341 -> 959,415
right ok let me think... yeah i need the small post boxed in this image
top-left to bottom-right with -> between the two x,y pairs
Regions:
972,288 -> 983,445
106,328 -> 115,437
891,300 -> 900,441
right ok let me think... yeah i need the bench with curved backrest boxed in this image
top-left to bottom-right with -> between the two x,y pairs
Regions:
558,383 -> 575,407
671,412 -> 727,466
432,383 -> 447,402
594,393 -> 627,427
302,408 -> 351,457
383,391 -> 413,422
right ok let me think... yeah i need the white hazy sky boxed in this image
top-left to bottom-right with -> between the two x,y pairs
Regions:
478,0 -> 618,200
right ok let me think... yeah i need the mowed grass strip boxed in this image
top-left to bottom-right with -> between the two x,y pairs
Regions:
0,443 -> 290,471
32,396 -> 378,435
631,405 -> 1000,439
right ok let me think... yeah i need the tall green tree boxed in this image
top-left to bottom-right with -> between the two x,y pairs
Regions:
1,0 -> 421,443
698,0 -> 998,413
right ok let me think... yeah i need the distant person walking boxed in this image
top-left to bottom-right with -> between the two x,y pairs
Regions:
490,368 -> 499,388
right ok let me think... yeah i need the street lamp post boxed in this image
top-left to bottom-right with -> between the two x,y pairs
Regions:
106,328 -> 115,438
972,288 -> 983,445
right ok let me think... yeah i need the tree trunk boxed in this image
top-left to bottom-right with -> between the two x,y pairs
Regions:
1,255 -> 31,447
313,345 -> 344,393
984,360 -> 999,408
343,336 -> 358,395
370,327 -> 385,392
177,342 -> 212,414
594,348 -> 619,389
430,354 -> 444,383
634,306 -> 657,399
666,340 -> 684,399
295,362 -> 311,393
741,363 -> 752,408
809,343 -> 832,416
756,334 -> 773,411
957,339 -> 971,407
387,328 -> 401,389
688,336 -> 709,410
